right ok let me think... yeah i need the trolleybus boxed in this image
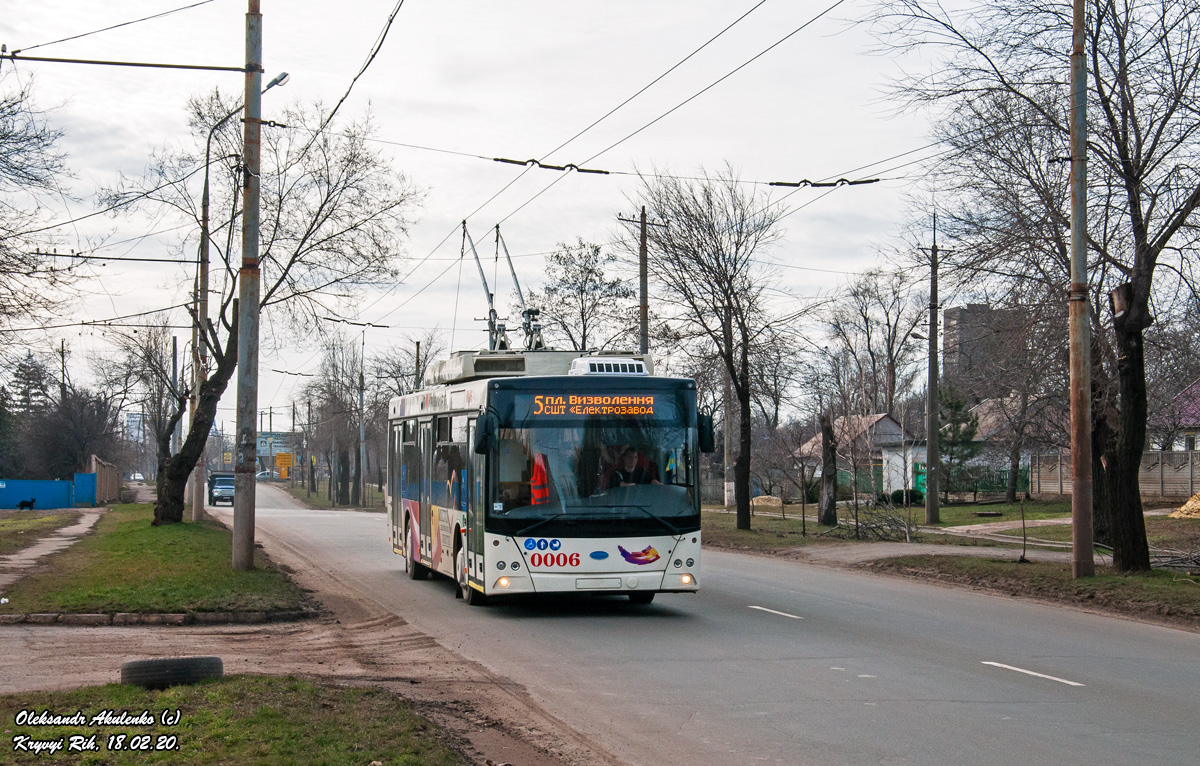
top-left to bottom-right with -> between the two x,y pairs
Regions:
385,349 -> 714,605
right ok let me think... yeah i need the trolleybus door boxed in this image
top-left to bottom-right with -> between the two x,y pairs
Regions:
466,419 -> 484,584
418,419 -> 433,563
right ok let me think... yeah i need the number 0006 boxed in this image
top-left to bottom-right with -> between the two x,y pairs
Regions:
530,552 -> 580,567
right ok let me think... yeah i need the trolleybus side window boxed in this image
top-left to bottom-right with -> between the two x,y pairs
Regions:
433,416 -> 470,512
400,420 -> 419,509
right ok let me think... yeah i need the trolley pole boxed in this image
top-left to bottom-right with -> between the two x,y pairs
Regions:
1068,0 -> 1094,577
233,0 -> 263,571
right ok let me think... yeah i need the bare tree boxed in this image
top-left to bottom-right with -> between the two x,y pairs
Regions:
369,328 -> 446,400
0,74 -> 73,338
828,269 -> 926,417
304,332 -> 362,506
104,322 -> 188,495
874,0 -> 1200,570
523,239 -> 635,351
626,165 -> 797,530
104,94 -> 420,524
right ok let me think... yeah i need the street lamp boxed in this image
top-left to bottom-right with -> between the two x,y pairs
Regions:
189,71 -> 289,520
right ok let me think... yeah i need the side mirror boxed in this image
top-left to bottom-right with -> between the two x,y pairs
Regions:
474,414 -> 495,454
698,412 -> 715,453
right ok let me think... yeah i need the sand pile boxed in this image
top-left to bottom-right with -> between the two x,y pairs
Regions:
1169,492 -> 1200,519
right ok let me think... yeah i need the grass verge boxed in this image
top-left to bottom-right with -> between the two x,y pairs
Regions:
920,499 -> 1072,527
993,516 -> 1200,549
702,510 -> 839,551
860,555 -> 1200,628
0,503 -> 309,615
1,675 -> 467,765
0,511 -> 83,557
284,480 -> 385,512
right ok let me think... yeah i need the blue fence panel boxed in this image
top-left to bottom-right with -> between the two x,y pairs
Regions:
74,473 -> 97,506
0,479 -> 75,510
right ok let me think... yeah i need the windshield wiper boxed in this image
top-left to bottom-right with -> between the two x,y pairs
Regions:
514,514 -> 566,538
608,505 -> 680,536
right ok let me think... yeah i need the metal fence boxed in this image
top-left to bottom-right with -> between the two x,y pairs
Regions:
1032,451 -> 1200,499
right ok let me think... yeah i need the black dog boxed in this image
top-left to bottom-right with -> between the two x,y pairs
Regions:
17,498 -> 35,510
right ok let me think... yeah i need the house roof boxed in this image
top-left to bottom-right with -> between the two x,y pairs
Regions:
1174,377 -> 1200,427
796,413 -> 911,459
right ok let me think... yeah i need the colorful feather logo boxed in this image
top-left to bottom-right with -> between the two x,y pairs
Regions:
618,544 -> 661,565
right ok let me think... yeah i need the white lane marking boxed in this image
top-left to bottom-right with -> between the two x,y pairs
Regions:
748,605 -> 803,620
982,662 -> 1085,687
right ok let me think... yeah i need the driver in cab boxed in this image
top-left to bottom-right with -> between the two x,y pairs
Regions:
607,447 -> 661,489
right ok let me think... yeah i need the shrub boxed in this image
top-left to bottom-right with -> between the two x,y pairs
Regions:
891,489 -> 924,505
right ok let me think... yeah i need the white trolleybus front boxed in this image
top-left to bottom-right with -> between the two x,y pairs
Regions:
386,350 -> 715,605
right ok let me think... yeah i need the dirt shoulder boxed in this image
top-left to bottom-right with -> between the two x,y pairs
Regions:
0,513 -> 624,766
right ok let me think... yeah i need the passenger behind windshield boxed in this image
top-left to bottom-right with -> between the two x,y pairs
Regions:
605,447 -> 661,489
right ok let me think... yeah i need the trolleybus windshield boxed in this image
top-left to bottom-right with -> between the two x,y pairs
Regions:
487,388 -> 700,537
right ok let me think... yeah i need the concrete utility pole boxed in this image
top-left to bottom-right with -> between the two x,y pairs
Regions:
723,309 -> 735,511
1068,0 -> 1094,577
617,208 -> 666,355
233,0 -> 263,571
359,333 -> 367,507
924,215 -> 940,524
306,400 -> 313,497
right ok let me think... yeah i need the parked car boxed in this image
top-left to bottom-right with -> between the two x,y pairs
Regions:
255,470 -> 279,481
130,473 -> 144,482
208,475 -> 235,505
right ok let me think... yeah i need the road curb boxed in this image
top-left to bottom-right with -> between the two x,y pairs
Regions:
0,610 -> 318,626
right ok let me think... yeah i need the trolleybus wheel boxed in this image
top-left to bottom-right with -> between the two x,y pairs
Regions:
628,592 -> 655,605
405,520 -> 427,580
457,543 -> 489,606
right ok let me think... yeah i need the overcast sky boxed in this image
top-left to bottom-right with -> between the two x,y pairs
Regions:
5,0 -> 943,429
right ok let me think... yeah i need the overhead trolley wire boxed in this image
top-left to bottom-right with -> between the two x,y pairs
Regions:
11,1 -> 216,54
494,0 -> 852,226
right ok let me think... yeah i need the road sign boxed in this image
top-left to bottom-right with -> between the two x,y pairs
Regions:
275,452 -> 294,467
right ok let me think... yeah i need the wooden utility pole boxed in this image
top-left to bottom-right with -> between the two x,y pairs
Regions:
1068,0 -> 1094,577
923,215 -> 940,524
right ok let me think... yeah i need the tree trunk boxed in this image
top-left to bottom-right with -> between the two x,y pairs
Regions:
338,447 -> 351,505
818,413 -> 838,526
1005,444 -> 1021,504
1105,320 -> 1151,571
351,449 -> 361,506
152,324 -> 238,526
734,382 -> 753,531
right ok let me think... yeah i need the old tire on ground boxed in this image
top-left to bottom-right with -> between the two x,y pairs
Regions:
120,656 -> 223,690
628,592 -> 655,605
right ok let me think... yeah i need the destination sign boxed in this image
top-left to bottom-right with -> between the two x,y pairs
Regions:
530,394 -> 656,417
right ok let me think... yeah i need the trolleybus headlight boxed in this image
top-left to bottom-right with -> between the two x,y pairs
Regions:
681,574 -> 693,585
686,558 -> 694,567
674,559 -> 682,567
497,561 -> 506,570
510,561 -> 520,570
498,577 -> 511,588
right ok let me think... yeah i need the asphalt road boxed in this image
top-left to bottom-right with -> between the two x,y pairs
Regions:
221,485 -> 1200,766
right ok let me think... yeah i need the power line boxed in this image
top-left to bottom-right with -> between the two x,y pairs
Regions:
539,0 -> 772,163
299,0 -> 407,158
0,303 -> 190,334
582,0 -> 850,167
12,1 -> 217,54
494,0 -> 852,226
32,251 -> 198,265
13,163 -> 205,238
